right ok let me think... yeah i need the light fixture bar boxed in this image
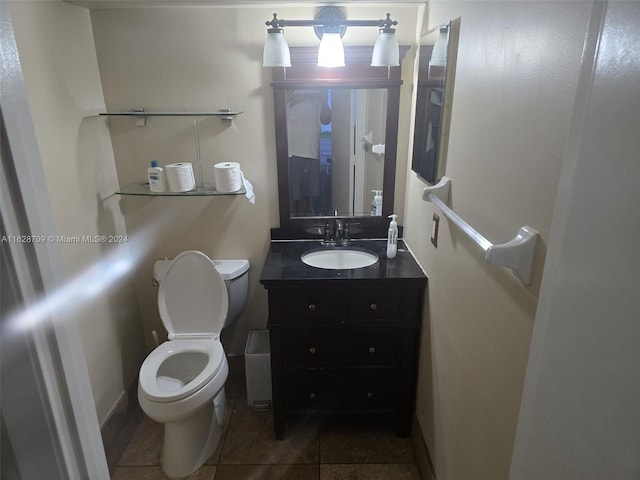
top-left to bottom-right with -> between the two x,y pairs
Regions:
265,12 -> 397,30
263,11 -> 399,69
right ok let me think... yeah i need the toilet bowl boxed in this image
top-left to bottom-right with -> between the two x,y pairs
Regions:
138,251 -> 249,479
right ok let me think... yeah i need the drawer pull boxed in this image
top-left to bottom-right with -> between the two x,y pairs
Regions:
309,347 -> 317,355
368,346 -> 376,354
310,393 -> 317,400
370,303 -> 378,311
366,392 -> 374,399
308,304 -> 316,311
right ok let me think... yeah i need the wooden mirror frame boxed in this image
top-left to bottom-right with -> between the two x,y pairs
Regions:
270,45 -> 409,239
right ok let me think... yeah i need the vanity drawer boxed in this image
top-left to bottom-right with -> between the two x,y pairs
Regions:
285,328 -> 399,367
285,369 -> 396,412
284,290 -> 344,322
346,289 -> 402,321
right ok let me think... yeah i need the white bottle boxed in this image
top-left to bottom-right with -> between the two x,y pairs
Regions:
387,214 -> 398,259
148,160 -> 166,193
371,190 -> 383,216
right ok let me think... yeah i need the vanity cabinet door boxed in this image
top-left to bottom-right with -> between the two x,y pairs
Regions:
285,327 -> 400,367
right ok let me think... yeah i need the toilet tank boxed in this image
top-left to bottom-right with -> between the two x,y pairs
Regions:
213,259 -> 250,327
153,257 -> 250,328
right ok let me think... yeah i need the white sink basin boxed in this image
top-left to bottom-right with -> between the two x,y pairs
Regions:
301,248 -> 379,270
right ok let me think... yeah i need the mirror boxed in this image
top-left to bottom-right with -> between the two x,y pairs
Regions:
271,46 -> 407,237
285,87 -> 387,217
412,20 -> 457,185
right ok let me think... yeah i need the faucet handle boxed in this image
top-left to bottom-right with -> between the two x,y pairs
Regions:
341,221 -> 361,245
324,222 -> 332,240
319,222 -> 337,245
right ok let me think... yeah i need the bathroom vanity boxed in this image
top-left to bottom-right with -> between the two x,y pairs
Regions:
260,239 -> 427,439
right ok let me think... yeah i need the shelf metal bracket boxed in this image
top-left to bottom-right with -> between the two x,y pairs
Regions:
133,108 -> 146,127
217,108 -> 235,125
423,176 -> 538,284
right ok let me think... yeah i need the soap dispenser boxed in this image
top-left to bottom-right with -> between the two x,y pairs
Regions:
371,190 -> 383,216
387,214 -> 398,259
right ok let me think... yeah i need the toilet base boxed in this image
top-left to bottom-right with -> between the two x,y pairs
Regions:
161,388 -> 227,479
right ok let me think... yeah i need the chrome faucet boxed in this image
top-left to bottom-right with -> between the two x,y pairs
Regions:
320,219 -> 351,246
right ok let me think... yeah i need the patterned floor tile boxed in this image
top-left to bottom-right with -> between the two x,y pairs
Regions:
213,464 -> 319,480
320,463 -> 420,479
319,422 -> 415,464
111,465 -> 216,480
118,416 -> 163,466
220,400 -> 319,465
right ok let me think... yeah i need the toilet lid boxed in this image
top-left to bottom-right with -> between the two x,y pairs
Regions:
158,251 -> 228,339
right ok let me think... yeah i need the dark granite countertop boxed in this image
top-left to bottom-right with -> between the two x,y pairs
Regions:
260,239 -> 427,285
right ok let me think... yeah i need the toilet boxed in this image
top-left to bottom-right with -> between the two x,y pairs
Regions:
138,250 -> 249,479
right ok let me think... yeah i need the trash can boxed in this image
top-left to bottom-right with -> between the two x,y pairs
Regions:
244,330 -> 272,410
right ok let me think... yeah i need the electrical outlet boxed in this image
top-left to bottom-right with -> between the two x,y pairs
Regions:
430,213 -> 439,247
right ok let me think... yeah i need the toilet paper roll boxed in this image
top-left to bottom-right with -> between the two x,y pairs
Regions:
214,162 -> 242,193
165,163 -> 196,192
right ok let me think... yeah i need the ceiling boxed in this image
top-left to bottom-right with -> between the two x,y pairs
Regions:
66,0 -> 426,10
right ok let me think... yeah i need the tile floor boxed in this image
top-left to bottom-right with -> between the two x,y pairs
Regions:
111,356 -> 421,480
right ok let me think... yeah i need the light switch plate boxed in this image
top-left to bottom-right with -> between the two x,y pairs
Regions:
431,213 -> 439,248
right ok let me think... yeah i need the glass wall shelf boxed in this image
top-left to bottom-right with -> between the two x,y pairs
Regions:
116,182 -> 246,197
99,108 -> 243,126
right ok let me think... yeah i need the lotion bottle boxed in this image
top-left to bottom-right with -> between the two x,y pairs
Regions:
148,160 -> 166,193
387,214 -> 398,258
371,190 -> 383,216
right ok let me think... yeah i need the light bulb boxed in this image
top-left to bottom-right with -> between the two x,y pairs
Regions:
317,30 -> 345,68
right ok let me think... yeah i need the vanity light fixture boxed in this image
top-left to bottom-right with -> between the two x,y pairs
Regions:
262,8 -> 399,68
429,25 -> 449,67
371,23 -> 400,66
263,25 -> 292,67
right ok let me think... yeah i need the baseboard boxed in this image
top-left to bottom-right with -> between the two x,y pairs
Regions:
412,415 -> 436,480
100,377 -> 144,474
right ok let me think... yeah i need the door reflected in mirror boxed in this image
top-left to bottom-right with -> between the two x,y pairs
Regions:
412,20 -> 458,185
286,88 -> 387,218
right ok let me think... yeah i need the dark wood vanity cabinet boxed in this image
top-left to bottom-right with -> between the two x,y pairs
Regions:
264,280 -> 425,439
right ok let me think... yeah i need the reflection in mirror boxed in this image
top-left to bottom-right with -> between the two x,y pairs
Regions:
286,88 -> 387,217
412,20 -> 457,185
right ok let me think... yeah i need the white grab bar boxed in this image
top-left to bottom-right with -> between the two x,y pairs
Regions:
423,177 -> 538,285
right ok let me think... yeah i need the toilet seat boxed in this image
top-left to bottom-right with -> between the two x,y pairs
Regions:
139,339 -> 225,403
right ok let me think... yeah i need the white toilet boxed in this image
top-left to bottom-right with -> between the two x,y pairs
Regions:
138,250 -> 249,479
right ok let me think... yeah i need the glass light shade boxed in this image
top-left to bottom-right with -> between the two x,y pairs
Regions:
429,30 -> 448,67
317,31 -> 345,68
263,30 -> 291,67
371,31 -> 399,67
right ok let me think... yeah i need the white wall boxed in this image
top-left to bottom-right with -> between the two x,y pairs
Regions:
403,2 -> 591,479
510,2 -> 640,478
9,0 -> 146,425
